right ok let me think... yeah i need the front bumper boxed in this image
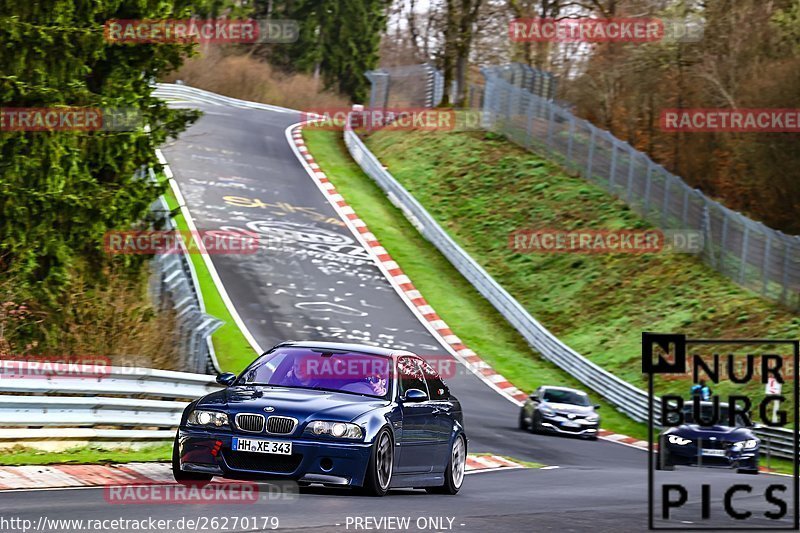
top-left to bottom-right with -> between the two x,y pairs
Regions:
177,428 -> 373,487
540,414 -> 599,437
665,444 -> 759,469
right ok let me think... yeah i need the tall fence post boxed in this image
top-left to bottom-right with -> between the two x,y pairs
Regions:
738,225 -> 751,284
626,148 -> 636,203
585,127 -> 596,180
609,140 -> 618,190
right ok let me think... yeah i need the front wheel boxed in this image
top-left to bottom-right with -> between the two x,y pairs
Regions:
426,434 -> 466,495
357,428 -> 393,496
172,434 -> 212,485
518,409 -> 528,430
531,412 -> 543,434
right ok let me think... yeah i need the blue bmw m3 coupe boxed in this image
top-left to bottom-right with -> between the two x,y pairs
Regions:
173,341 -> 467,496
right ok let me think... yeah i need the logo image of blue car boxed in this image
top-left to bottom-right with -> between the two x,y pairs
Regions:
173,341 -> 468,496
657,402 -> 760,474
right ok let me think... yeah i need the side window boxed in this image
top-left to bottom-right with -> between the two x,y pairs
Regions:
398,357 -> 428,397
420,360 -> 448,400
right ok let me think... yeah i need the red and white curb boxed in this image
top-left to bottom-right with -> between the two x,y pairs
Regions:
289,125 -> 671,455
0,455 -> 524,491
465,455 -> 525,473
597,429 -> 650,450
289,125 -> 528,405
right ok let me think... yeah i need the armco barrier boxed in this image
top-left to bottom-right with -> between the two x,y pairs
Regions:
152,83 -> 296,114
342,114 -> 796,460
0,362 -> 221,446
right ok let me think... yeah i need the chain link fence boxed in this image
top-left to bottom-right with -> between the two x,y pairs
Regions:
366,64 -> 443,109
364,63 -> 800,308
481,67 -> 800,310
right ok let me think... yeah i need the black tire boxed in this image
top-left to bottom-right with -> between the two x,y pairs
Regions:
531,412 -> 543,434
518,409 -> 528,430
655,449 -> 674,471
426,434 -> 467,495
172,434 -> 213,485
356,428 -> 393,496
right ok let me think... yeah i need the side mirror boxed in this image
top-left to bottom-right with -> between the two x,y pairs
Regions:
216,372 -> 237,387
594,405 -> 601,410
403,388 -> 428,402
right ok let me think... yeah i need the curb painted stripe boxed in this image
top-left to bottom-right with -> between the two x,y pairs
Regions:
0,454 -> 522,491
290,124 -> 666,454
288,123 -> 530,406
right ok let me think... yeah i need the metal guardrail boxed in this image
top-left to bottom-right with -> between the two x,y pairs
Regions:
152,83 -> 297,114
0,362 -> 221,444
342,115 -> 797,460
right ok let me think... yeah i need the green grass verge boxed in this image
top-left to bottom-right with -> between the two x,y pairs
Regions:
163,184 -> 256,373
303,129 -> 649,440
0,444 -> 172,466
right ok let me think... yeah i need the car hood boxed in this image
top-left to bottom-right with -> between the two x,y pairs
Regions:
670,425 -> 755,441
196,386 -> 388,423
543,402 -> 595,415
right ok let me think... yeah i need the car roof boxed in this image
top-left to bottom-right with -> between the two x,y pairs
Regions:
274,340 -> 414,357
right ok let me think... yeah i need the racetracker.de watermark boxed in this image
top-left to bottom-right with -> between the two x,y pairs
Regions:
509,229 -> 703,254
0,356 -> 111,379
302,108 -> 459,132
104,230 -> 261,255
0,108 -> 142,132
104,19 -> 299,44
661,109 -> 800,132
509,17 -> 704,43
104,483 -> 265,505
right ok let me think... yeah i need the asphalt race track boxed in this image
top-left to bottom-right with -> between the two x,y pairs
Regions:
0,94 -> 796,533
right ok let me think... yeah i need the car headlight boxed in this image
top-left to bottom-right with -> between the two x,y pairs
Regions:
305,420 -> 363,439
585,414 -> 599,423
539,406 -> 555,416
734,439 -> 759,450
187,409 -> 229,428
667,435 -> 692,446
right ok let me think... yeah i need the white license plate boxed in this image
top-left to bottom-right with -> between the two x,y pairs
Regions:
232,437 -> 292,455
701,449 -> 726,457
562,420 -> 581,428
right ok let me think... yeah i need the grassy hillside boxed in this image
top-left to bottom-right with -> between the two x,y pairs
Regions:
363,129 -> 799,396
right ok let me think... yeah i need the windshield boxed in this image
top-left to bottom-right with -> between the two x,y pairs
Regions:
682,405 -> 750,427
542,389 -> 591,406
238,347 -> 391,398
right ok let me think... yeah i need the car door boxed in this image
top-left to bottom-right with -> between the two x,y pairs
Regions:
395,356 -> 438,474
419,359 -> 455,467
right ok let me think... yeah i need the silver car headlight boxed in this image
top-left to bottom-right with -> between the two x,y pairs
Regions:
305,420 -> 363,439
539,405 -> 555,417
734,439 -> 759,450
667,435 -> 692,446
585,414 -> 599,423
187,409 -> 229,428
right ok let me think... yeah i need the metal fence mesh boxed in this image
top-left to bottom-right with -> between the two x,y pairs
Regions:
481,68 -> 800,310
366,64 -> 443,109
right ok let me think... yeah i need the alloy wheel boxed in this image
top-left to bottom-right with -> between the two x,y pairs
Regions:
451,435 -> 466,488
376,432 -> 393,490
